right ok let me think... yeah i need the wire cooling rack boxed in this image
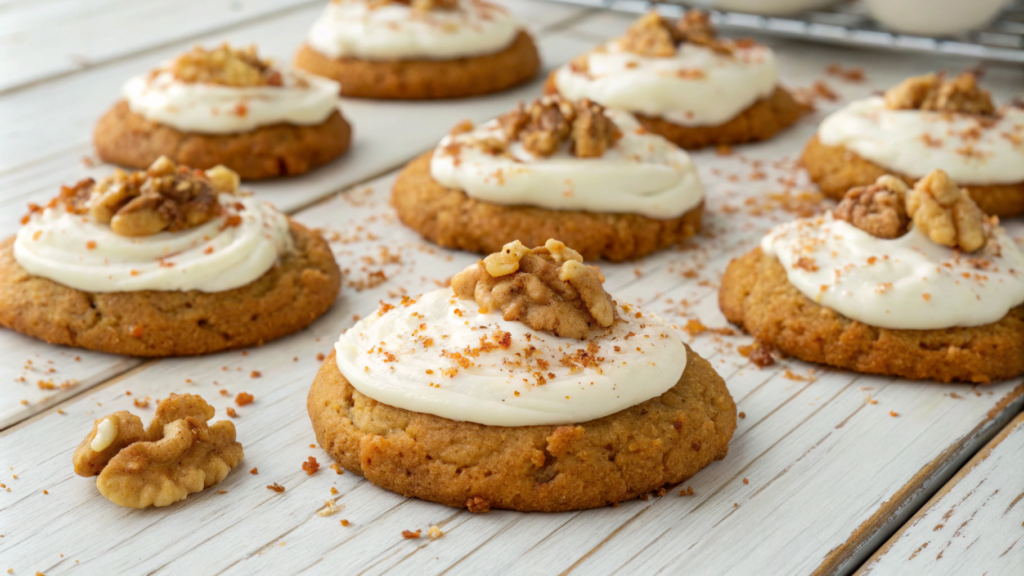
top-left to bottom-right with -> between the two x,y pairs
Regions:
545,0 -> 1024,65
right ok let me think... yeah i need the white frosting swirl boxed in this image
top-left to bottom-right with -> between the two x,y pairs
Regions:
335,288 -> 687,426
15,194 -> 293,293
429,109 -> 704,219
123,70 -> 340,134
306,0 -> 520,61
818,97 -> 1024,185
761,213 -> 1024,330
553,41 -> 778,126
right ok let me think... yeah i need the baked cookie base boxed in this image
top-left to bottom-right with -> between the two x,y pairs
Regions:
0,221 -> 342,357
544,76 -> 807,150
94,102 -> 352,180
391,153 -> 703,262
719,247 -> 1024,383
307,345 -> 736,512
294,31 -> 540,100
801,135 -> 1024,218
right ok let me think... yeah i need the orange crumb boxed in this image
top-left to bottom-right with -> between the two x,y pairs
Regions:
402,530 -> 422,539
250,468 -> 258,475
302,456 -> 320,475
235,392 -> 254,406
267,483 -> 285,493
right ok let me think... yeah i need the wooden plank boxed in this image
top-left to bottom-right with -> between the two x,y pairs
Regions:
0,0 -> 585,94
0,28 -> 593,430
856,412 -> 1024,576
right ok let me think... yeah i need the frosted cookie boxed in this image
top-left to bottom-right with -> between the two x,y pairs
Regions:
293,0 -> 540,99
803,72 -> 1024,217
74,394 -> 244,508
392,96 -> 705,261
95,44 -> 352,179
720,171 -> 1024,383
308,239 -> 736,512
546,11 -> 806,149
0,157 -> 341,356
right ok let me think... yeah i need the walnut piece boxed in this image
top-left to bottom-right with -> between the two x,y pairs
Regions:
170,44 -> 281,87
65,156 -> 238,237
884,72 -> 995,115
906,170 -> 988,253
619,10 -> 730,57
496,96 -> 621,159
73,393 -> 244,508
451,239 -> 616,339
834,175 -> 910,239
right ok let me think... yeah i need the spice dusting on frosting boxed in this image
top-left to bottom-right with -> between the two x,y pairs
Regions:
57,156 -> 239,238
834,170 -> 989,253
451,239 -> 616,339
170,44 -> 282,87
493,96 -> 622,158
883,72 -> 995,116
620,10 -> 732,58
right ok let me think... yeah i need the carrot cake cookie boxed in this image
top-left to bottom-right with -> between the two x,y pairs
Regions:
720,171 -> 1024,383
0,157 -> 341,356
803,72 -> 1024,217
392,96 -> 704,261
308,239 -> 736,511
95,44 -> 352,179
294,0 -> 540,99
546,11 -> 806,149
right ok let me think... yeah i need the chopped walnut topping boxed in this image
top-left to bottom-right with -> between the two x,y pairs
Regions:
451,239 -> 616,339
906,170 -> 988,253
61,156 -> 238,238
834,175 -> 910,239
170,44 -> 281,87
72,394 -> 243,508
496,96 -> 621,158
884,73 -> 995,116
619,10 -> 730,57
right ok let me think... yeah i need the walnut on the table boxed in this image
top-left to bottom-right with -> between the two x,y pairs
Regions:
451,239 -> 616,339
170,44 -> 282,87
834,175 -> 910,239
905,169 -> 988,253
619,10 -> 731,57
69,156 -> 238,237
73,393 -> 244,508
496,96 -> 621,158
884,72 -> 995,116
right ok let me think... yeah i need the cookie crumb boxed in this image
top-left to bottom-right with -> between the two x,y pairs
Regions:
267,483 -> 285,493
250,467 -> 258,474
302,456 -> 320,475
466,496 -> 491,513
402,529 -> 422,539
679,486 -> 694,497
235,392 -> 254,406
889,410 -> 899,417
428,525 -> 444,539
341,519 -> 350,527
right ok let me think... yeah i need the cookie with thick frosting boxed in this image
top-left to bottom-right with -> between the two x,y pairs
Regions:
293,0 -> 539,99
308,240 -> 736,511
802,72 -> 1024,217
720,171 -> 1024,383
94,44 -> 352,179
0,158 -> 341,356
392,96 -> 705,261
546,11 -> 806,149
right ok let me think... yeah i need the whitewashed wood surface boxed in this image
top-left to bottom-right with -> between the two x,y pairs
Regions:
1,3 -> 1023,576
857,412 -> 1024,576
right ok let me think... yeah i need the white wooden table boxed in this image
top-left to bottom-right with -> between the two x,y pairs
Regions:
0,4 -> 1021,575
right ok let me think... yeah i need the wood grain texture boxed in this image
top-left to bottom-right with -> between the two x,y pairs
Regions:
0,8 -> 592,430
856,412 -> 1024,576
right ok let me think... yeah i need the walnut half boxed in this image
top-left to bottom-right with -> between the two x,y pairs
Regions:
884,72 -> 995,116
451,239 -> 616,339
170,44 -> 281,87
834,175 -> 910,239
906,170 -> 988,253
496,96 -> 622,159
73,393 -> 244,508
619,10 -> 730,57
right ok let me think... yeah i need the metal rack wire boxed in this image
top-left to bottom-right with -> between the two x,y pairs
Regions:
546,0 -> 1024,65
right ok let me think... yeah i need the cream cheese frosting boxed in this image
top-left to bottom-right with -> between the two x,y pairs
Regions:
306,0 -> 520,61
552,41 -> 778,126
761,213 -> 1024,330
429,109 -> 704,219
123,70 -> 340,134
15,193 -> 293,293
334,288 -> 688,426
817,97 -> 1024,185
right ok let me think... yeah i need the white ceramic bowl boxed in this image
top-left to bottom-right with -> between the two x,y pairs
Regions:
864,0 -> 1008,35
683,0 -> 841,16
